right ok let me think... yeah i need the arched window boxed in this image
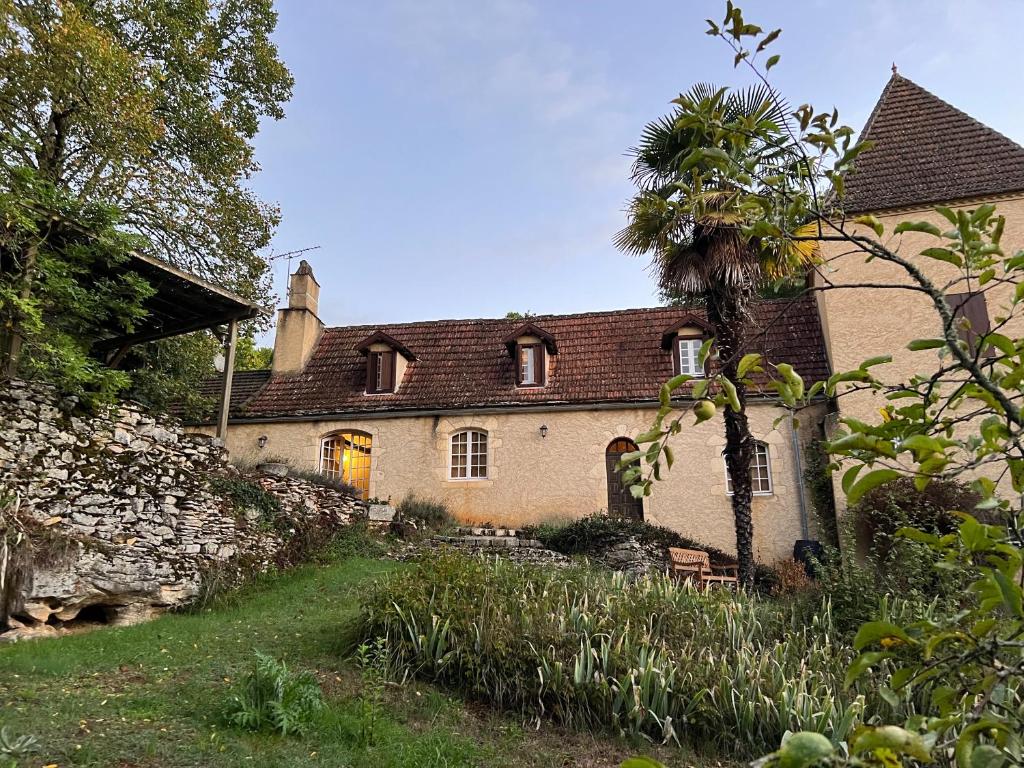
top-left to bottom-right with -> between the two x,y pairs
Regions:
725,441 -> 773,496
320,431 -> 372,499
450,429 -> 488,480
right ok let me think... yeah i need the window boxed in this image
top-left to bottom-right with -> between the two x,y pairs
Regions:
450,429 -> 488,480
320,431 -> 372,499
367,350 -> 396,393
516,344 -> 545,386
677,338 -> 705,378
725,441 -> 773,496
947,292 -> 991,352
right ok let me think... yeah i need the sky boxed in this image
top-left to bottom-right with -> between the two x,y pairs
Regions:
249,0 -> 1024,334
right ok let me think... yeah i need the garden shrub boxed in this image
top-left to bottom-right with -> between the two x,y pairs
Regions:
396,493 -> 453,529
359,552 -> 921,756
849,477 -> 981,556
224,652 -> 324,736
522,512 -> 735,563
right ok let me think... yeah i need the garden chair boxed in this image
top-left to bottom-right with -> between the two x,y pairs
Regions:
667,547 -> 739,588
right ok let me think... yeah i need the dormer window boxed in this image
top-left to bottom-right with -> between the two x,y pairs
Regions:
661,314 -> 711,379
355,331 -> 416,395
503,322 -> 557,389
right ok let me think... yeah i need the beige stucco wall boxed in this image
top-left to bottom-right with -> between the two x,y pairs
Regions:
194,402 -> 827,563
817,193 -> 1024,505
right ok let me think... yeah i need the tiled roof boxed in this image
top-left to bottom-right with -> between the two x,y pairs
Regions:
237,295 -> 829,419
197,369 -> 272,411
843,73 -> 1024,213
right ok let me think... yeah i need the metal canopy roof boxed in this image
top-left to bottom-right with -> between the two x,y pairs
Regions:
93,252 -> 269,353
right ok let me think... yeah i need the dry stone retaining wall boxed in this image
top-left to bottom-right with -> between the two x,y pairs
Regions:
0,379 -> 362,641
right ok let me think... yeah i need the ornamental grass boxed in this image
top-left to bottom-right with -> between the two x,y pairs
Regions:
359,553 -> 930,756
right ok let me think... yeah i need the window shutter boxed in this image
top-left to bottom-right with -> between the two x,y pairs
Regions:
948,292 -> 991,351
383,351 -> 396,391
367,352 -> 379,393
515,344 -> 523,386
671,337 -> 681,375
536,346 -> 546,385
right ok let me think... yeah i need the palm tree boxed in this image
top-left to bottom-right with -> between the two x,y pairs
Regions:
616,84 -> 815,588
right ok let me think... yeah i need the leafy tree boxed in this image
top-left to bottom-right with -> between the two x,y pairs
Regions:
0,168 -> 152,403
235,334 -> 273,371
0,0 -> 292,391
615,83 -> 818,587
629,3 -> 1024,762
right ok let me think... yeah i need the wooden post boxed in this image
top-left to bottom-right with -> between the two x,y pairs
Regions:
216,317 -> 239,440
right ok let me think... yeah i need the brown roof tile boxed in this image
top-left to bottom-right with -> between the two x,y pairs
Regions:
844,74 -> 1024,213
238,296 -> 829,418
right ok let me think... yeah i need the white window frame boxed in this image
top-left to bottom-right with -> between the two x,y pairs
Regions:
449,429 -> 488,480
374,351 -> 385,392
519,345 -> 536,385
677,338 -> 705,378
724,441 -> 773,496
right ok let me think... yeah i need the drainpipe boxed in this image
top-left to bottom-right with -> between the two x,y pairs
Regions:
790,417 -> 810,540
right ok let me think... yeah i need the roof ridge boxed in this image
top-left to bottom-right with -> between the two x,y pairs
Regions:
322,295 -> 814,333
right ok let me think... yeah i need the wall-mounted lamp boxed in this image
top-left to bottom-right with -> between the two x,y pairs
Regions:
539,424 -> 548,439
257,435 -> 268,450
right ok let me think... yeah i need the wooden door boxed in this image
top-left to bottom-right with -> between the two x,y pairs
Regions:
606,438 -> 643,520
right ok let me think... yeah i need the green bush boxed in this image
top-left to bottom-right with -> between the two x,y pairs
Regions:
522,513 -> 734,564
797,477 -> 986,634
396,493 -> 453,529
326,521 -> 390,561
224,652 -> 324,736
358,552 -> 923,756
850,477 -> 981,554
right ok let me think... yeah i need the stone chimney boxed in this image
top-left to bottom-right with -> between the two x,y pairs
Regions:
272,260 -> 324,375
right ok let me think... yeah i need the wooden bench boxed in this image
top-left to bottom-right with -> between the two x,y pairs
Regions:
667,547 -> 739,588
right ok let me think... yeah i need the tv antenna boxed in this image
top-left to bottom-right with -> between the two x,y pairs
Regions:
267,245 -> 321,299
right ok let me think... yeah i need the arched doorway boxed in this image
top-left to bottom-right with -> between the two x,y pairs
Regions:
606,437 -> 643,520
320,431 -> 372,500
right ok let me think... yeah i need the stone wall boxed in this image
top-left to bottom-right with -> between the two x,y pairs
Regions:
0,380 -> 363,641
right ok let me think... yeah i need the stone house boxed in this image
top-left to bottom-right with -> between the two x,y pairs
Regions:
193,261 -> 831,563
815,72 -> 1024,506
194,72 -> 1024,559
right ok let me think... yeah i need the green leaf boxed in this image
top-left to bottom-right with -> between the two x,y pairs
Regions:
853,620 -> 913,650
854,214 -> 884,236
859,355 -> 892,369
846,468 -> 900,505
894,220 -> 942,237
853,726 -> 931,761
765,54 -> 780,70
775,732 -> 834,768
907,338 -> 946,351
737,353 -> 762,379
993,569 -> 1024,617
920,247 -> 962,266
620,759 -> 666,768
841,465 -> 863,495
969,744 -> 1008,768
755,28 -> 781,51
844,651 -> 889,688
720,377 -> 742,412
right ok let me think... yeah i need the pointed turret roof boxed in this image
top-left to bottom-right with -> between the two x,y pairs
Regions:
843,73 -> 1024,213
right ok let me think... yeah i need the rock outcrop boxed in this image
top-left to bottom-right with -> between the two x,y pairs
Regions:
0,379 -> 362,641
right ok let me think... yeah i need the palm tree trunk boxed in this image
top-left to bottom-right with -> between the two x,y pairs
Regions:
706,283 -> 756,589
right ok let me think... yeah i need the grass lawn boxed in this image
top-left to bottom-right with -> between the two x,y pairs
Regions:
0,555 -> 731,768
